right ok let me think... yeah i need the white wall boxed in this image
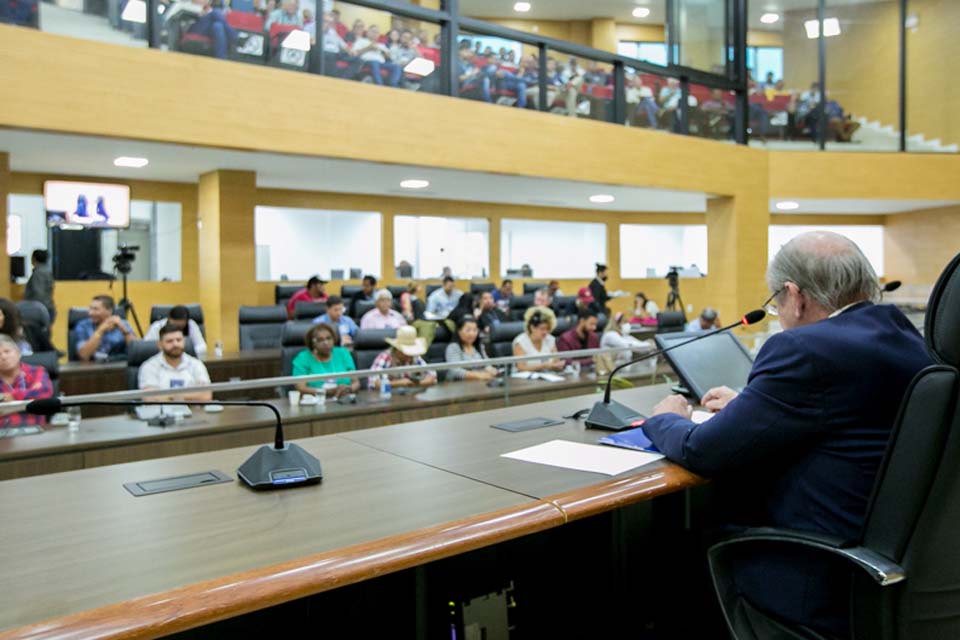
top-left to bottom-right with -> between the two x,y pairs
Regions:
501,218 -> 606,278
620,224 -> 708,278
254,206 -> 382,281
769,225 -> 884,276
152,202 -> 182,281
394,215 -> 490,279
7,194 -> 48,281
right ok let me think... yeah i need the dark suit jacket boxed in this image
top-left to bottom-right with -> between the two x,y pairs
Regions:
588,278 -> 608,310
642,302 -> 931,636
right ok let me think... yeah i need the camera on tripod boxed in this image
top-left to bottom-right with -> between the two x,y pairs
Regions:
665,266 -> 683,312
112,244 -> 140,275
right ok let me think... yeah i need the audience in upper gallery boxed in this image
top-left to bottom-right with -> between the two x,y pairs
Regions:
588,263 -> 610,314
426,276 -> 463,318
686,307 -> 721,332
625,74 -> 659,128
349,274 -> 377,318
344,18 -> 364,43
183,0 -> 236,60
0,298 -> 41,355
599,312 -> 657,371
631,292 -> 659,325
492,279 -> 514,312
317,12 -> 352,74
369,325 -> 436,389
557,307 -> 600,367
0,335 -> 53,429
75,295 -> 135,362
330,8 -> 347,37
360,289 -> 407,330
513,306 -> 564,373
286,275 -> 329,319
388,29 -> 419,69
138,323 -> 212,401
399,282 -> 425,324
143,305 -> 208,357
24,250 -> 56,324
445,316 -> 498,382
477,290 -> 507,334
312,295 -> 358,346
293,323 -> 358,397
265,0 -> 301,29
351,25 -> 402,87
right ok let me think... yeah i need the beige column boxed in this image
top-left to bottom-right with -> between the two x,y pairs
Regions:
0,153 -> 10,298
706,192 -> 770,323
197,170 -> 256,353
589,18 -> 618,54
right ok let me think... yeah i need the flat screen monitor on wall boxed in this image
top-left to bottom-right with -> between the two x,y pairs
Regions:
44,181 -> 131,229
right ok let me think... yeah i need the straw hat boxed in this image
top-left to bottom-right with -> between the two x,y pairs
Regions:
523,305 -> 557,332
384,325 -> 427,357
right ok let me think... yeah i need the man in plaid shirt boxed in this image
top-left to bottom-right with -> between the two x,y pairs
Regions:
368,326 -> 437,390
0,334 -> 53,428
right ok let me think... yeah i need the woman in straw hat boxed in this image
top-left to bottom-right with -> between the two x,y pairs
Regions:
512,306 -> 565,373
369,325 -> 437,389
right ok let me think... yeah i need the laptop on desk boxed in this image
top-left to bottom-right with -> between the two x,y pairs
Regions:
654,331 -> 755,401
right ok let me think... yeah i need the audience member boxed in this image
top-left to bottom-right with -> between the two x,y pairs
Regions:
625,75 -> 658,127
349,274 -> 377,318
686,307 -> 720,332
399,282 -> 425,323
492,279 -> 514,312
318,11 -> 352,76
351,25 -> 402,87
477,291 -> 507,334
293,323 -> 358,397
312,295 -> 358,346
388,28 -> 418,70
533,288 -> 550,307
512,306 -> 564,372
265,0 -> 301,29
75,296 -> 134,361
598,312 -> 657,372
576,286 -> 597,314
187,0 -> 236,60
547,280 -> 562,298
24,249 -> 56,324
0,298 -> 35,355
143,305 -> 207,357
426,276 -> 463,317
556,307 -> 600,367
360,289 -> 407,330
286,275 -> 329,319
445,292 -> 475,328
0,335 -> 53,429
331,7 -> 347,37
445,316 -> 497,381
588,263 -> 609,313
369,325 -> 436,389
560,56 -> 585,117
631,292 -> 659,324
138,323 -> 212,401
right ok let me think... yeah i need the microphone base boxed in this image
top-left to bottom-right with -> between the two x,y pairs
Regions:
584,400 -> 646,431
237,443 -> 323,489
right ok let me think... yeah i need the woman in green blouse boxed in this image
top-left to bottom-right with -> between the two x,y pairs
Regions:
292,323 -> 359,398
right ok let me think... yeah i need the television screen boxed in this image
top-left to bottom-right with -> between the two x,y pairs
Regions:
44,181 -> 131,229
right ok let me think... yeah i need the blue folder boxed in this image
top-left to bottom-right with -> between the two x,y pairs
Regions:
597,426 -> 660,453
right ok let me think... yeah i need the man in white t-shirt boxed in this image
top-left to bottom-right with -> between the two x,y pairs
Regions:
350,25 -> 401,87
138,324 -> 212,401
143,305 -> 207,357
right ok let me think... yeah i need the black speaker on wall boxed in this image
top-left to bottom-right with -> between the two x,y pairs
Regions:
50,227 -> 103,281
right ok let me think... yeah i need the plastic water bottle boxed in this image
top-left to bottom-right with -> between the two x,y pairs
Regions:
380,374 -> 392,400
214,340 -> 224,359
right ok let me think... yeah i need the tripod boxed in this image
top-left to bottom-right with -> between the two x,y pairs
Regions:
665,269 -> 684,313
113,269 -> 144,337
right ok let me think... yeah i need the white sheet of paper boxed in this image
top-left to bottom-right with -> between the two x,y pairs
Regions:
691,410 -> 714,424
501,439 -> 664,476
534,372 -> 565,382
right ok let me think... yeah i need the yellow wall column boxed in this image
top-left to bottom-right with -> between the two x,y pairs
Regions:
590,18 -> 618,54
706,193 -> 770,323
382,212 -> 395,285
198,170 -> 256,353
0,153 -> 9,298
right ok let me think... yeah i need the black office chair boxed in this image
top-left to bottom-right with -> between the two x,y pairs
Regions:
126,338 -> 197,390
354,299 -> 376,321
425,284 -> 442,298
352,329 -> 397,389
490,321 -> 524,358
469,282 -> 496,295
340,285 -> 363,300
522,282 -> 547,295
149,303 -> 206,337
275,284 -> 302,308
279,321 -> 314,378
552,295 -> 578,317
16,301 -> 50,330
22,350 -> 60,397
508,294 -> 534,321
552,317 -> 573,337
386,285 -> 407,300
238,305 -> 287,351
708,252 -> 960,640
67,307 -> 90,361
293,301 -> 326,321
656,311 -> 687,334
425,322 -> 453,365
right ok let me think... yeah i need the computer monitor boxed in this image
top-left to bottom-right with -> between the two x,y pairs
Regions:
654,331 -> 755,400
9,256 -> 25,280
44,180 -> 131,229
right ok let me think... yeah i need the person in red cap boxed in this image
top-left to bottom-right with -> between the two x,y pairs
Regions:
577,286 -> 600,315
286,275 -> 329,319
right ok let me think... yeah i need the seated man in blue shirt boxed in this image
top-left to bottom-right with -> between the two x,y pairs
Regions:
641,231 -> 931,638
312,296 -> 358,346
685,307 -> 720,332
74,295 -> 135,361
426,276 -> 463,318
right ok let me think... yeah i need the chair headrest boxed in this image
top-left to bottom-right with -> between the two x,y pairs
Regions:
127,338 -> 197,367
275,284 -> 301,299
523,282 -> 547,295
491,321 -> 524,342
657,311 -> 686,326
280,321 -> 315,347
21,350 -> 59,377
293,301 -> 327,320
469,282 -> 496,294
341,285 -> 363,299
68,307 -> 90,328
925,252 -> 960,367
239,305 -> 287,324
353,328 -> 397,350
150,304 -> 204,325
509,294 -> 534,309
16,301 -> 51,326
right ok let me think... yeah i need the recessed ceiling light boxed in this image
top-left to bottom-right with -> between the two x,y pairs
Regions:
400,179 -> 430,190
775,201 -> 800,211
513,2 -> 531,12
804,17 -> 841,39
113,156 -> 149,168
760,12 -> 779,24
589,194 -> 615,204
632,7 -> 651,18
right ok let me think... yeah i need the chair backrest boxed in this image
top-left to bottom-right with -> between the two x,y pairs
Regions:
552,295 -> 577,317
508,294 -> 534,320
126,338 -> 196,390
67,307 -> 89,361
553,317 -> 573,337
469,282 -> 496,295
279,321 -> 314,377
149,304 -> 205,337
489,321 -> 523,358
22,350 -> 60,397
275,284 -> 302,307
238,305 -> 287,351
656,311 -> 687,333
425,284 -> 442,298
354,299 -> 376,321
851,252 -> 960,639
386,285 -> 407,300
353,329 -> 396,373
340,285 -> 363,300
293,301 -> 326,320
16,301 -> 50,329
425,323 -> 453,365
523,282 -> 547,295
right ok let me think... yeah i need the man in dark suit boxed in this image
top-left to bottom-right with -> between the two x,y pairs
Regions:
588,263 -> 609,315
641,231 -> 931,638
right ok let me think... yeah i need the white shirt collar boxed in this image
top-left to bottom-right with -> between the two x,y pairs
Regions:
828,301 -> 865,319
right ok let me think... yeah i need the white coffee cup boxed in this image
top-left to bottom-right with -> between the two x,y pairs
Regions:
287,390 -> 301,406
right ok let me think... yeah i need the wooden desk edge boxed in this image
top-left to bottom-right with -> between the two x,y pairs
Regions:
0,501 -> 564,640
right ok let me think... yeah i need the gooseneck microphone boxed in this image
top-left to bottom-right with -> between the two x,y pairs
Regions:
25,398 -> 321,489
585,309 -> 766,431
882,280 -> 902,294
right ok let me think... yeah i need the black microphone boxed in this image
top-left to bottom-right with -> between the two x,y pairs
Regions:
584,309 -> 766,431
882,280 -> 902,293
26,398 -> 321,489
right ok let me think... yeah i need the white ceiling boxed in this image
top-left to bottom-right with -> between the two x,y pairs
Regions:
769,198 -> 960,215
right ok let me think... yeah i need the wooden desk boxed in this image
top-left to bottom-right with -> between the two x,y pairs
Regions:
0,386 -> 704,639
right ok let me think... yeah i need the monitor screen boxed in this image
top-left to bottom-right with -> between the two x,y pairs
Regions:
655,331 -> 755,401
44,181 -> 131,229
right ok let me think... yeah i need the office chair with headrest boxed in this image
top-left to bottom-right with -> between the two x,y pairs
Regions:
469,282 -> 496,295
22,350 -> 60,397
279,321 -> 315,378
275,284 -> 302,307
293,301 -> 326,321
149,304 -> 205,337
126,338 -> 197,390
708,251 -> 960,640
522,282 -> 547,295
238,305 -> 287,351
656,311 -> 687,334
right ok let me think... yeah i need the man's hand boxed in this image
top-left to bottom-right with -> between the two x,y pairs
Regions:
651,394 -> 692,419
701,386 -> 738,412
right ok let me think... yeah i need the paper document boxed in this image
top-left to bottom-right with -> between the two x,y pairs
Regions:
502,439 -> 664,476
509,371 -> 566,382
691,410 -> 714,424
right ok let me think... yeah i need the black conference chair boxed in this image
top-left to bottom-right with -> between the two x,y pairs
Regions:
508,294 -> 534,321
386,285 -> 407,300
17,300 -> 54,352
552,295 -> 578,318
149,303 -> 205,337
275,284 -> 301,308
489,321 -> 524,358
469,282 -> 496,295
340,285 -> 363,300
126,338 -> 197,390
22,350 -> 60,397
354,299 -> 376,321
523,282 -> 547,295
352,329 -> 396,389
656,311 -> 687,334
279,321 -> 314,378
552,317 -> 573,337
708,251 -> 960,640
425,322 -> 452,365
67,307 -> 90,361
293,301 -> 326,321
238,305 -> 287,351
425,284 -> 442,298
